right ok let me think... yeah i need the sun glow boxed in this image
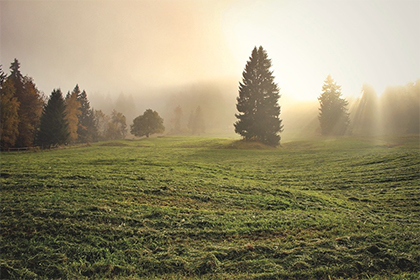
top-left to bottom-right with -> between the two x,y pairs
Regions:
221,0 -> 420,101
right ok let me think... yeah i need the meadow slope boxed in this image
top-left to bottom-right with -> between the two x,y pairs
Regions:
1,136 -> 419,279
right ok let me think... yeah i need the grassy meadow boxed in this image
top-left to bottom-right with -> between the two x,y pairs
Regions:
1,135 -> 419,279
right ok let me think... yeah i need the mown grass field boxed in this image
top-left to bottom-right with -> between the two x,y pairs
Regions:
1,136 -> 419,279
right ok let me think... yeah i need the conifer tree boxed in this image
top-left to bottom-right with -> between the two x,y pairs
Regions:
37,89 -> 69,148
77,90 -> 97,142
318,75 -> 350,135
0,66 -> 20,149
234,46 -> 283,146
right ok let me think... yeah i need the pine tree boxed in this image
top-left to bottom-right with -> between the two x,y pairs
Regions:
0,66 -> 20,149
77,90 -> 97,143
8,59 -> 43,147
234,46 -> 283,146
131,109 -> 165,138
37,89 -> 69,148
65,85 -> 81,143
318,75 -> 350,135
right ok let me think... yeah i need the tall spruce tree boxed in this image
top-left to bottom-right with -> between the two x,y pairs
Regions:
318,75 -> 350,135
234,46 -> 283,146
77,90 -> 97,143
37,89 -> 69,148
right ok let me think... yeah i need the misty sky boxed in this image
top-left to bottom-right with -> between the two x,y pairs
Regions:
1,0 -> 419,102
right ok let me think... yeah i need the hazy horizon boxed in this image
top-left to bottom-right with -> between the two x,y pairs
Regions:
1,0 -> 419,104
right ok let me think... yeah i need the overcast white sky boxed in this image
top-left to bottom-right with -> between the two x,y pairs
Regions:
1,0 -> 419,101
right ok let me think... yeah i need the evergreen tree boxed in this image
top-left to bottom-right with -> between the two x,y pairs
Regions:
65,85 -> 81,143
77,90 -> 97,142
234,46 -> 283,146
0,66 -> 20,149
131,109 -> 165,138
318,75 -> 350,135
8,59 -> 43,147
37,89 -> 69,148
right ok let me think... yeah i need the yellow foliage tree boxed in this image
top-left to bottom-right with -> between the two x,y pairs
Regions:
0,71 -> 20,149
65,85 -> 81,143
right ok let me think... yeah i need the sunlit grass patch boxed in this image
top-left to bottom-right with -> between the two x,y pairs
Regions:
1,135 -> 419,279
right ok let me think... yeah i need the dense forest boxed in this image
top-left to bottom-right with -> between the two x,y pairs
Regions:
1,58 -> 419,150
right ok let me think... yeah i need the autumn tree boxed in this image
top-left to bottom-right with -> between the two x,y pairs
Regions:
77,90 -> 97,143
105,110 -> 127,140
234,46 -> 283,146
0,66 -> 20,149
37,89 -> 69,148
8,59 -> 43,147
65,85 -> 81,143
131,109 -> 165,138
318,75 -> 350,136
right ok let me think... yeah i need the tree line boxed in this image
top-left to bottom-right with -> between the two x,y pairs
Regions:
2,51 -> 418,149
0,59 -> 167,150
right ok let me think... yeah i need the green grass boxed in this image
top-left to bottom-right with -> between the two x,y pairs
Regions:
1,135 -> 419,279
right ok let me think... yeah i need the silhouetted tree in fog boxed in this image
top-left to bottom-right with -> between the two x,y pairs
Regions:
406,79 -> 420,134
234,46 -> 283,146
171,105 -> 183,134
381,80 -> 420,134
318,75 -> 350,135
37,89 -> 69,148
106,110 -> 127,140
94,110 -> 109,141
188,106 -> 205,135
131,109 -> 165,138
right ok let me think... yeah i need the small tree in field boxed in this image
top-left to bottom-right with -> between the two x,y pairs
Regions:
234,46 -> 283,146
318,75 -> 350,135
131,109 -> 165,138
